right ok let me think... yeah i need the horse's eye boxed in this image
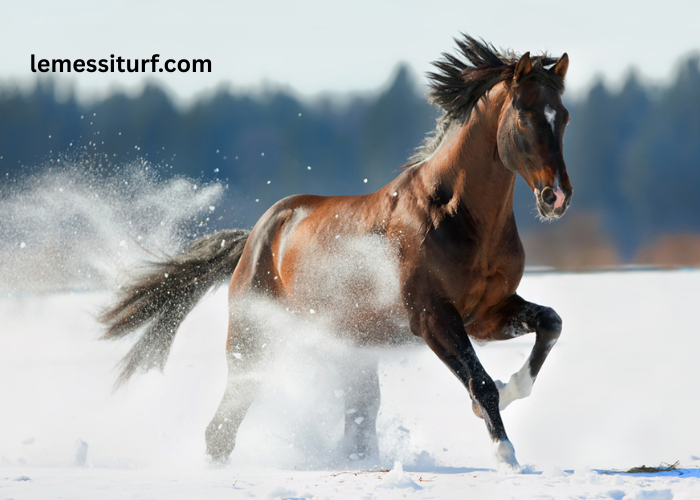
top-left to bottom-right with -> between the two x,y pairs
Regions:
517,116 -> 529,128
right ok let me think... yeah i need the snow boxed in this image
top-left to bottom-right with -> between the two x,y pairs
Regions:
1,270 -> 700,499
377,461 -> 421,490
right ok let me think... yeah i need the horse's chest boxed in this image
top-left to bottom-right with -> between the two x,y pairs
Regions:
445,247 -> 523,321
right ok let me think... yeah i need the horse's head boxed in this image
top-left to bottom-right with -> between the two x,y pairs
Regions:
497,52 -> 573,219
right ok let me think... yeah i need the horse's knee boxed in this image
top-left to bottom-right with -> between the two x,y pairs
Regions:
536,307 -> 562,342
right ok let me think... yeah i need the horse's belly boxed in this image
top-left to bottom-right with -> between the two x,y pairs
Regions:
333,303 -> 415,346
285,234 -> 415,346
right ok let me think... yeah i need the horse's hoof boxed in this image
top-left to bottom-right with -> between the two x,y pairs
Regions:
471,401 -> 484,419
493,439 -> 521,473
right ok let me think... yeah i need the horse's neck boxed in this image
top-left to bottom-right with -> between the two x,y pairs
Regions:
423,91 -> 516,229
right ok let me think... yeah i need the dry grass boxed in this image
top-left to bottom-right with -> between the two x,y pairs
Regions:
623,461 -> 681,474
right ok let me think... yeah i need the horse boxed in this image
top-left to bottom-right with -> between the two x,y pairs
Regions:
100,34 -> 573,471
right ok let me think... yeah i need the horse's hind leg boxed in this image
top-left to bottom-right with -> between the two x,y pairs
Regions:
205,315 -> 267,462
341,355 -> 380,460
469,294 -> 562,412
205,361 -> 258,461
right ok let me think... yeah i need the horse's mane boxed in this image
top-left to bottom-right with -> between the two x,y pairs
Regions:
404,34 -> 565,169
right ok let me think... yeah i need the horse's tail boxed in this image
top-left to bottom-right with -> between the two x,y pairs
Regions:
99,229 -> 250,388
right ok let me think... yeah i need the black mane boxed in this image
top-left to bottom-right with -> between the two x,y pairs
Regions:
405,34 -> 565,168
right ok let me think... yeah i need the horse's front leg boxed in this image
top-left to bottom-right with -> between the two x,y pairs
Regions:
468,294 -> 562,412
409,299 -> 520,470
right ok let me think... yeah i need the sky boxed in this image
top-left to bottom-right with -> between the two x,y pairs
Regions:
2,0 -> 699,103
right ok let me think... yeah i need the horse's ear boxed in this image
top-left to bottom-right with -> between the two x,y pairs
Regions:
514,52 -> 532,83
552,53 -> 569,79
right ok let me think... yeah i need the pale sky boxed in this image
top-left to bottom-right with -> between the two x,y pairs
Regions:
2,0 -> 698,102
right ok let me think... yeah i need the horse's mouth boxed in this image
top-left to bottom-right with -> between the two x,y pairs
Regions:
536,201 -> 565,219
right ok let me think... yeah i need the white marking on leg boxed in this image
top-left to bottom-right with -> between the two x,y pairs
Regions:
495,363 -> 535,411
544,105 -> 556,133
493,439 -> 521,473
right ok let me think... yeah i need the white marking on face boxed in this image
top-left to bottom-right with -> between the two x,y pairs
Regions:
552,177 -> 565,210
544,105 -> 556,133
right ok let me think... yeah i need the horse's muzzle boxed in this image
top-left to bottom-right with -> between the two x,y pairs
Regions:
535,185 -> 572,219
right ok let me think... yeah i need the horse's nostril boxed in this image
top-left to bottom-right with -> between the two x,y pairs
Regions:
541,186 -> 556,206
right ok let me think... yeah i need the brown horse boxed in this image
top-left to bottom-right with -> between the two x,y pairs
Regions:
100,35 -> 572,471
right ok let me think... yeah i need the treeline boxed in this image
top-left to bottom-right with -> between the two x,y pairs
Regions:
1,58 -> 699,265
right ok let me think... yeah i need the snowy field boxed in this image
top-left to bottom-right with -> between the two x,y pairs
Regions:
1,270 -> 700,499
